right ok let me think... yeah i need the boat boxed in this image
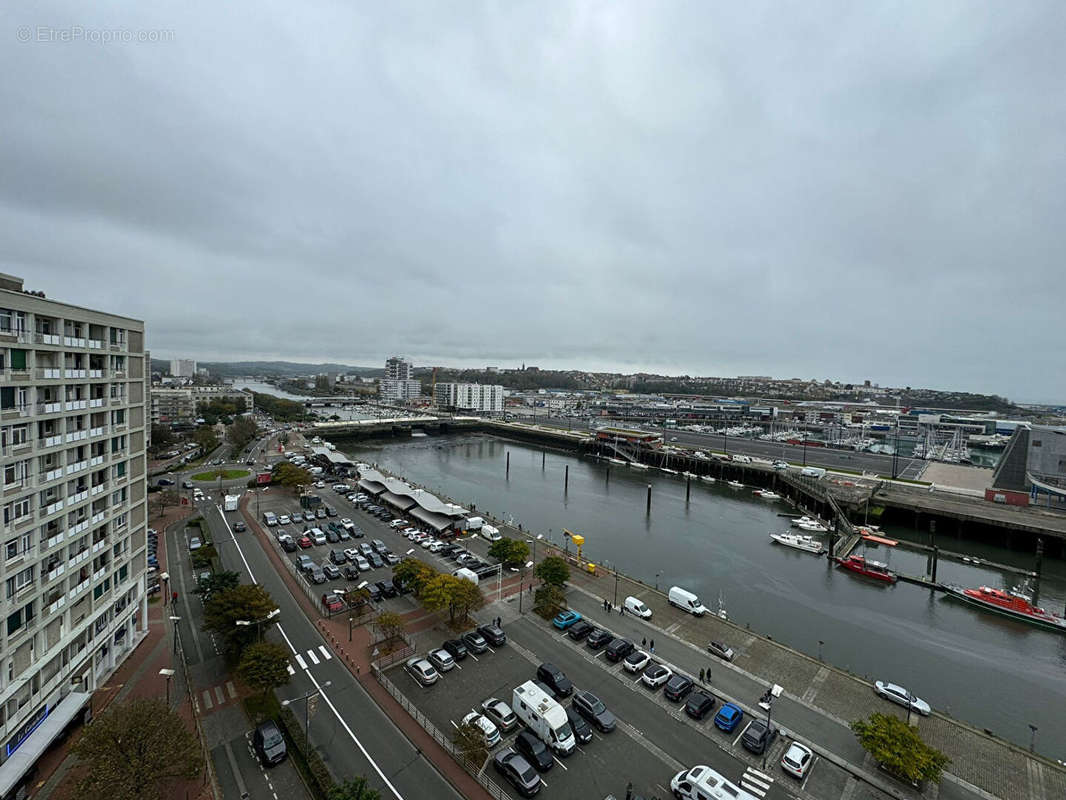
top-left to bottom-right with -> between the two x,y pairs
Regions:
717,591 -> 728,620
834,555 -> 897,583
660,467 -> 679,475
754,490 -> 781,501
770,532 -> 826,554
681,471 -> 698,480
607,458 -> 627,466
860,532 -> 899,546
727,480 -> 744,489
700,475 -> 716,484
942,585 -> 1066,633
628,461 -> 649,470
795,517 -> 830,533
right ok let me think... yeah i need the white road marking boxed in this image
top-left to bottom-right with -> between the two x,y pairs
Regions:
286,664 -> 296,675
295,654 -> 307,670
318,645 -> 332,660
801,756 -> 818,792
307,649 -> 320,665
552,755 -> 567,770
734,720 -> 752,747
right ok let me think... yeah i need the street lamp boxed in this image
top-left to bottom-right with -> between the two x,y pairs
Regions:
1029,723 -> 1038,753
235,608 -> 281,642
519,560 -> 534,613
169,615 -> 181,653
159,572 -> 169,605
613,568 -> 620,607
282,681 -> 332,756
159,668 -> 176,706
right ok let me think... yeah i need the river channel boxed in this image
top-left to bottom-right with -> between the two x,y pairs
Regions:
346,433 -> 1066,758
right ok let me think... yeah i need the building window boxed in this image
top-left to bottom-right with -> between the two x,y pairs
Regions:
4,540 -> 17,560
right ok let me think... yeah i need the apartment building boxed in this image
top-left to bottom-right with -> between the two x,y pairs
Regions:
379,356 -> 421,402
149,385 -> 252,426
0,274 -> 148,798
168,359 -> 196,378
434,382 -> 504,414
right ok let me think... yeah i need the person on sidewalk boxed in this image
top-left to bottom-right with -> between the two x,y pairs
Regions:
650,638 -> 655,653
642,636 -> 646,648
699,668 -> 705,683
619,605 -> 625,616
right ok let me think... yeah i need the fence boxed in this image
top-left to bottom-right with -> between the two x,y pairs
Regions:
373,665 -> 513,799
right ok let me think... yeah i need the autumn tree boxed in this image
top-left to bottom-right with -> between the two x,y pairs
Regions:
393,558 -> 437,595
534,584 -> 567,620
72,697 -> 202,800
238,641 -> 291,696
194,569 -> 240,597
227,416 -> 258,453
193,426 -> 219,454
373,611 -> 407,644
448,577 -> 485,624
452,721 -> 488,771
852,713 -> 949,785
272,462 -> 312,489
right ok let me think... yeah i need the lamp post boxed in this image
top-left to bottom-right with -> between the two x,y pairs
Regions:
655,571 -> 662,591
518,560 -> 533,613
761,693 -> 776,770
818,640 -> 824,661
1029,723 -> 1038,753
282,681 -> 332,756
235,608 -> 280,642
169,615 -> 181,653
159,668 -> 176,706
613,568 -> 620,607
160,571 -> 169,605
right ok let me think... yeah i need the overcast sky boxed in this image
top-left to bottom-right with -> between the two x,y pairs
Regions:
2,2 -> 1063,401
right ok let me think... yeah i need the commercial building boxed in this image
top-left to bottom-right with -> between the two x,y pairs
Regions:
379,356 -> 421,403
169,358 -> 196,378
434,383 -> 504,414
0,274 -> 149,798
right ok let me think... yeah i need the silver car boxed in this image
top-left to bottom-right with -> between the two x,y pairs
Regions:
874,681 -> 931,716
428,648 -> 455,673
405,657 -> 439,686
480,697 -> 518,732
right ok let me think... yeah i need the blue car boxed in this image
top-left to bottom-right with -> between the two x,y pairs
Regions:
552,610 -> 582,630
714,702 -> 743,733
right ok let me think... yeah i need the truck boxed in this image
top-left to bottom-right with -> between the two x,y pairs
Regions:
453,567 -> 479,585
512,681 -> 576,756
223,494 -> 240,512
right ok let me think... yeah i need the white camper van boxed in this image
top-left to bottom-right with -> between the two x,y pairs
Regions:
512,681 -> 576,756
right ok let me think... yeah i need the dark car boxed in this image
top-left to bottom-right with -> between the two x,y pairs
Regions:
329,549 -> 347,565
477,624 -> 507,646
343,565 -> 360,580
565,706 -> 593,744
325,529 -> 340,543
605,638 -> 635,663
367,583 -> 383,601
514,730 -> 553,772
367,552 -> 384,569
462,631 -> 489,653
685,691 -> 717,720
308,566 -> 326,584
572,690 -> 616,733
741,718 -> 778,754
392,575 -> 411,594
535,663 -> 573,698
443,638 -> 468,660
375,580 -> 397,599
322,564 -> 341,580
253,720 -> 287,765
157,478 -> 175,486
664,673 -> 695,702
233,521 -> 247,532
281,537 -> 298,552
566,620 -> 593,641
586,627 -> 613,650
493,748 -> 542,797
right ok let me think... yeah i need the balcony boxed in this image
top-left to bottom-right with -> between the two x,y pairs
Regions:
64,430 -> 88,443
2,369 -> 31,383
38,467 -> 63,484
34,332 -> 61,346
47,594 -> 66,614
46,562 -> 65,582
89,455 -> 104,467
43,498 -> 64,515
46,531 -> 64,549
63,336 -> 86,348
88,339 -> 104,350
110,395 -> 126,405
111,371 -> 126,380
64,399 -> 88,411
68,489 -> 88,504
1,404 -> 30,420
3,476 -> 29,496
36,368 -> 61,380
63,368 -> 87,379
91,567 -> 106,583
40,433 -> 63,449
37,401 -> 63,415
87,369 -> 103,378
89,398 -> 105,408
89,425 -> 105,438
68,548 -> 90,568
91,539 -> 107,554
69,579 -> 89,599
68,518 -> 89,535
90,483 -> 106,497
109,340 -> 126,351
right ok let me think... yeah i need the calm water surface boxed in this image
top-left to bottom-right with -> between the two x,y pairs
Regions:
348,435 -> 1066,757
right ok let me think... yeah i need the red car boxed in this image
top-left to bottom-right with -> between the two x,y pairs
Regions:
321,593 -> 344,613
297,536 -> 313,549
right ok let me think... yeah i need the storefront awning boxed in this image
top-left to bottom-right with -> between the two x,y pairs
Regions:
0,691 -> 91,797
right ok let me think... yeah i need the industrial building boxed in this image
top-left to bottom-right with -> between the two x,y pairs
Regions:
0,273 -> 149,798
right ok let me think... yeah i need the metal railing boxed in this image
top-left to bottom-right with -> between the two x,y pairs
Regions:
373,666 -> 512,799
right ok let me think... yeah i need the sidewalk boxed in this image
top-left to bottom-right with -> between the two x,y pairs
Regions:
32,503 -> 213,800
240,495 -> 493,800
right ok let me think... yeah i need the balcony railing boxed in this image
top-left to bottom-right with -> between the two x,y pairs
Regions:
37,401 -> 63,415
63,336 -> 86,347
88,339 -> 104,350
89,398 -> 105,408
64,399 -> 88,411
34,332 -> 61,346
36,367 -> 62,380
38,468 -> 63,484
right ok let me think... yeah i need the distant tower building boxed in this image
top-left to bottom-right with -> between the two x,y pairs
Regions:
170,358 -> 196,377
380,356 -> 420,402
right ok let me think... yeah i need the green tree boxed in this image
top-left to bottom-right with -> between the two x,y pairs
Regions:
419,573 -> 458,615
273,462 -> 312,489
393,558 -> 437,595
227,416 -> 258,453
237,641 -> 291,697
448,577 -> 485,624
534,555 -> 570,587
279,432 -> 290,446
452,721 -> 488,771
203,583 -> 279,656
488,537 -> 530,568
194,425 -> 219,453
373,611 -> 407,643
149,424 -> 174,453
851,713 -> 950,785
72,697 -> 202,800
328,778 -> 381,800
190,544 -> 218,570
533,584 -> 567,620
194,569 -> 240,597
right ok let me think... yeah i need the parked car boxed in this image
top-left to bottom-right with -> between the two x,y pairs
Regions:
781,741 -> 814,778
605,638 -> 635,663
480,697 -> 518,732
367,552 -> 383,569
623,596 -> 652,618
428,648 -> 456,673
551,610 -> 582,630
329,549 -> 347,565
565,706 -> 593,744
874,681 -> 931,715
322,564 -> 340,580
325,530 -> 340,544
252,720 -> 287,766
742,718 -> 778,755
493,748 -> 542,797
535,663 -> 573,698
311,531 -> 327,546
713,702 -> 744,732
321,593 -> 344,613
664,673 -> 695,702
513,729 -> 553,771
442,639 -> 468,660
355,556 -> 370,571
707,640 -> 735,662
624,649 -> 651,673
278,515 -> 291,525
477,624 -> 507,646
297,536 -> 313,549
375,580 -> 397,598
188,536 -> 202,551
567,620 -> 593,641
343,547 -> 359,561
308,566 -> 326,584
641,663 -> 673,689
572,690 -> 616,733
462,711 -> 501,747
404,657 -> 439,686
280,536 -> 297,552
461,630 -> 488,653
343,565 -> 360,580
385,553 -> 400,566
586,627 -> 613,649
685,691 -> 717,720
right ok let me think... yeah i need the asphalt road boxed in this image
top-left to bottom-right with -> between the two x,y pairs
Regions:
199,499 -> 463,800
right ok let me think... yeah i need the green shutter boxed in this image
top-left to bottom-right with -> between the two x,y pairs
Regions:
9,350 -> 26,370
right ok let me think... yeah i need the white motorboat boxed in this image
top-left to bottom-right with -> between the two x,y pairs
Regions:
796,518 -> 830,533
727,480 -> 744,489
770,532 -> 826,554
628,461 -> 649,470
754,490 -> 781,501
700,475 -> 716,484
607,458 -> 626,466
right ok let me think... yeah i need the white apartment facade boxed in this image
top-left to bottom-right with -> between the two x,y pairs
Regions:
434,383 -> 504,414
0,274 -> 149,798
169,359 -> 196,378
380,356 -> 420,402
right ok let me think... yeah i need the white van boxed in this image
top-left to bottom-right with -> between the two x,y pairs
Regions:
479,524 -> 502,542
671,766 -> 758,800
801,467 -> 826,478
731,455 -> 752,464
464,516 -> 485,532
624,596 -> 652,619
668,586 -> 709,616
453,567 -> 479,585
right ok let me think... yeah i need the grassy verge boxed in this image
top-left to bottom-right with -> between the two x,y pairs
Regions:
190,468 -> 250,482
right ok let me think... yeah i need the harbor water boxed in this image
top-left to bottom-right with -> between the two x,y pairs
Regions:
346,434 -> 1066,758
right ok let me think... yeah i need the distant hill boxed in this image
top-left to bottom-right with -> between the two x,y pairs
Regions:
150,359 -> 381,378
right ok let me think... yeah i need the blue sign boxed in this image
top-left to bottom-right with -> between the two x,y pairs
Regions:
6,702 -> 49,757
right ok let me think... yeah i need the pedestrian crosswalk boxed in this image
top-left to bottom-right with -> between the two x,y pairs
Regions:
740,766 -> 774,798
291,645 -> 333,674
198,681 -> 237,712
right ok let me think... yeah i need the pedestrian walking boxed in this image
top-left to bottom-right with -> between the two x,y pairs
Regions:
642,636 -> 647,648
650,638 -> 655,653
625,782 -> 633,800
620,605 -> 625,616
172,591 -> 178,604
604,598 -> 609,611
699,668 -> 705,683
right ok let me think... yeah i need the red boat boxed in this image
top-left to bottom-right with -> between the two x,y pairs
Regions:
943,585 -> 1066,633
834,554 -> 897,583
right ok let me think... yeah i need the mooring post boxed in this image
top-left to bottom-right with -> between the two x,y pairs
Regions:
542,451 -> 545,469
931,545 -> 939,583
646,484 -> 652,514
506,451 -> 510,479
564,464 -> 569,493
686,477 -> 691,502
